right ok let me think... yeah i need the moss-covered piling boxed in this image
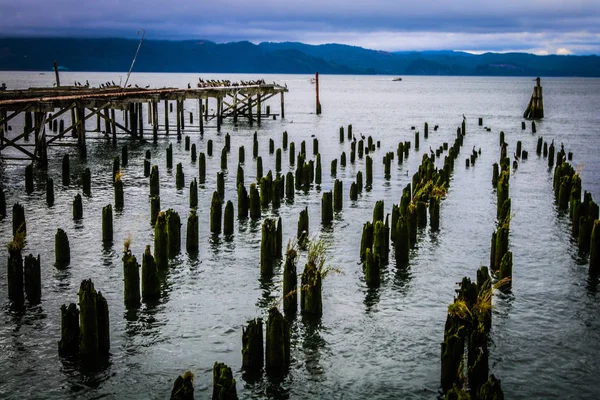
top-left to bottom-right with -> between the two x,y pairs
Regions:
114,174 -> 124,209
207,139 -> 213,157
366,156 -> 373,189
265,307 -> 290,377
283,246 -> 298,316
321,191 -> 333,224
150,165 -> 160,197
62,154 -> 70,186
55,228 -> 71,266
58,303 -> 80,357
7,241 -> 24,306
142,245 -> 160,303
249,183 -> 261,219
242,318 -> 264,378
186,210 -> 199,254
154,212 -> 168,270
190,178 -> 198,209
176,163 -> 185,190
23,253 -> 41,304
122,250 -> 141,309
237,184 -> 249,219
217,172 -> 225,200
199,153 -> 206,184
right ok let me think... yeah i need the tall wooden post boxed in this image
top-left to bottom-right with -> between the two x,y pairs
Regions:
152,101 -> 158,142
257,93 -> 261,125
248,96 -> 253,125
53,60 -> 61,87
217,97 -> 222,131
138,103 -> 143,137
199,98 -> 204,134
103,109 -> 111,135
164,99 -> 169,135
176,100 -> 181,137
315,72 -> 321,115
233,92 -> 238,124
110,109 -> 117,141
204,98 -> 209,121
280,92 -> 285,119
180,99 -> 185,131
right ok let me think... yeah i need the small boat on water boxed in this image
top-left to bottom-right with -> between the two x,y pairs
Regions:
392,77 -> 402,81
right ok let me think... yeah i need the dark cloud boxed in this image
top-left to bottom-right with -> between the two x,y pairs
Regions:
1,0 -> 599,54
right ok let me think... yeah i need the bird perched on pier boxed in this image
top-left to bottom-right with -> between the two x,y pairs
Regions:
188,83 -> 191,89
430,146 -> 435,156
463,114 -> 466,121
85,80 -> 89,87
145,85 -> 150,89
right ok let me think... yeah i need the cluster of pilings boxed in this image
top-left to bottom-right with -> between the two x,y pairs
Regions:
551,146 -> 600,274
440,268 -> 504,399
490,133 -> 513,285
58,279 -> 110,369
359,120 -> 466,286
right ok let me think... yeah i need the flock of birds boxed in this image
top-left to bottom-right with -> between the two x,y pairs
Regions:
196,78 -> 269,88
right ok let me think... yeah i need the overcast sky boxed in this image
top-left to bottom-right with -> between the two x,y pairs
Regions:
1,0 -> 599,54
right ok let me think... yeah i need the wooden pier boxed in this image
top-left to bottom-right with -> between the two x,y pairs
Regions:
0,81 -> 288,164
523,77 -> 544,119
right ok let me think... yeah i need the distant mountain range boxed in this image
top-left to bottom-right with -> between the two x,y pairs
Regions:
1,38 -> 599,76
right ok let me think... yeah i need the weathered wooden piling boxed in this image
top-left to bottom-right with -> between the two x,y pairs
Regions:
249,183 -> 261,219
154,212 -> 168,270
373,200 -> 384,224
239,146 -> 245,165
150,165 -> 160,197
395,216 -> 410,266
360,221 -> 374,261
175,163 -> 185,190
237,184 -> 249,219
224,201 -> 234,236
260,173 -> 272,208
590,220 -> 600,274
191,143 -> 197,162
289,142 -> 295,165
78,279 -> 110,364
45,176 -> 55,206
142,245 -> 160,303
58,303 -> 80,357
144,159 -> 151,177
349,182 -> 358,201
23,253 -> 41,304
165,209 -> 181,258
301,243 -> 323,317
81,168 -> 91,197
548,141 -> 555,167
356,171 -> 363,193
71,193 -> 83,220
300,140 -> 307,156
62,154 -> 70,186
55,228 -> 71,266
102,205 -> 113,244
184,136 -> 190,151
256,156 -> 263,181
207,139 -> 213,157
216,171 -> 225,201
283,246 -> 298,316
149,196 -> 160,226
340,151 -> 347,167
184,210 -> 199,254
220,146 -> 228,171
122,250 -> 141,309
415,131 -> 420,150
265,307 -> 290,377
492,163 -> 499,187
282,131 -> 288,150
242,318 -> 264,378
284,171 -> 294,201
366,156 -> 373,189
260,219 -> 278,276
430,197 -> 440,231
275,148 -> 282,173
199,153 -> 206,184
189,178 -> 198,209
536,137 -> 543,155
321,191 -> 333,224
253,138 -> 259,159
7,239 -> 24,306
121,145 -> 128,167
114,174 -> 124,209
331,179 -> 343,211
167,143 -> 173,169
25,163 -> 34,194
210,192 -> 222,234
499,251 -> 513,281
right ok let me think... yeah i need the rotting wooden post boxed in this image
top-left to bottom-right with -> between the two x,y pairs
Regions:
221,146 -> 228,170
176,162 -> 185,190
142,245 -> 160,303
212,362 -> 238,400
210,191 -> 222,234
280,92 -> 285,119
114,175 -> 124,210
7,241 -> 24,307
283,246 -> 298,316
257,93 -> 262,125
186,210 -> 199,254
395,216 -> 410,266
199,153 -> 206,184
58,303 -> 79,357
364,247 -> 379,287
190,178 -> 198,209
154,211 -> 168,270
237,164 -> 245,189
46,177 -> 55,206
249,183 -> 261,219
62,154 -> 70,186
242,318 -> 264,379
0,188 -> 6,219
265,306 -> 290,377
167,143 -> 173,169
164,100 -> 169,135
150,165 -> 160,197
285,171 -> 294,201
73,194 -> 83,220
53,60 -> 61,86
366,156 -> 373,189
207,139 -> 213,157
82,167 -> 91,196
261,218 -> 278,276
224,201 -> 234,236
315,72 -> 322,115
199,99 -> 204,134
122,250 -> 141,309
334,179 -> 343,211
176,100 -> 181,138
102,205 -> 113,244
152,101 -> 158,142
150,196 -> 160,226
25,163 -> 34,194
237,184 -> 249,219
282,131 -> 288,150
217,97 -> 222,131
590,220 -> 600,274
166,209 -> 181,258
321,191 -> 333,224
217,172 -> 225,201
185,135 -> 190,151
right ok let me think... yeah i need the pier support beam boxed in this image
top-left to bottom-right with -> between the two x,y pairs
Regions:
281,92 -> 285,119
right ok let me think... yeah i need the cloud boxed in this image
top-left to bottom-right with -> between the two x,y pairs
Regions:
0,0 -> 599,54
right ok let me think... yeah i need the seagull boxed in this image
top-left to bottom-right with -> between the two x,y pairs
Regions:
463,114 -> 466,120
188,83 -> 191,89
430,146 -> 434,156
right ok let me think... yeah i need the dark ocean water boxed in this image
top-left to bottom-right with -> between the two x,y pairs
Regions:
0,72 -> 599,399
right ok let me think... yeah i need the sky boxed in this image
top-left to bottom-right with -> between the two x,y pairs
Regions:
1,0 -> 599,54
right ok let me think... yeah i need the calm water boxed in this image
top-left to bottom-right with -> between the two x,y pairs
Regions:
1,72 -> 600,399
